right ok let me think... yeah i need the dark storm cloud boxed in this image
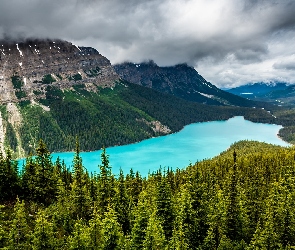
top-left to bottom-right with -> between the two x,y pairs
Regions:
273,58 -> 295,71
0,0 -> 295,86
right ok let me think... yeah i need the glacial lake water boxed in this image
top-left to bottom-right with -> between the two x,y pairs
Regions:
30,116 -> 290,176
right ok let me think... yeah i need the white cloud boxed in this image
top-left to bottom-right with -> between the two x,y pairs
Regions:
0,0 -> 295,87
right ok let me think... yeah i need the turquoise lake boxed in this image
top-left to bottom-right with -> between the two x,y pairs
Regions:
44,116 -> 289,176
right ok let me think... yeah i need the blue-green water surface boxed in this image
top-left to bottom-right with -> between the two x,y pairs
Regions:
48,116 -> 289,176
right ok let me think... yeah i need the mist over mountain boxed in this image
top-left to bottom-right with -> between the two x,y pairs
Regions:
1,1 -> 295,88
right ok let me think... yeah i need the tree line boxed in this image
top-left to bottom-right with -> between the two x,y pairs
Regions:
0,139 -> 295,249
11,80 -> 278,156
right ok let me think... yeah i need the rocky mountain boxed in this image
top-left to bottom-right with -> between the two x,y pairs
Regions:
0,39 -> 121,156
0,39 -> 119,103
0,39 -> 276,157
113,61 -> 261,107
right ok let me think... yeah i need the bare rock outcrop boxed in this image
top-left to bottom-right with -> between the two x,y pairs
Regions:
0,39 -> 120,104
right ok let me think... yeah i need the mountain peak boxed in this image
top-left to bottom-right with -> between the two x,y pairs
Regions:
0,38 -> 119,104
114,61 -> 256,107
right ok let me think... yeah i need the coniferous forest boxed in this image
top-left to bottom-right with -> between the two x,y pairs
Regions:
0,139 -> 295,249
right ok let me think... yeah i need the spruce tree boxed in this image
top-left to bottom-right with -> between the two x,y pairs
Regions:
8,198 -> 31,250
100,207 -> 124,250
71,139 -> 91,220
171,184 -> 197,250
67,219 -> 91,250
114,169 -> 130,235
97,147 -> 114,214
35,139 -> 57,205
0,149 -> 19,202
143,211 -> 166,250
88,206 -> 102,249
52,177 -> 74,239
32,210 -> 56,250
226,160 -> 241,242
131,191 -> 151,249
21,154 -> 37,201
156,176 -> 174,239
0,205 -> 7,248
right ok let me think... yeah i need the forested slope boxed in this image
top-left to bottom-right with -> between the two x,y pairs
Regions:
0,39 -> 288,157
114,61 -> 271,108
2,80 -> 276,157
0,139 -> 294,249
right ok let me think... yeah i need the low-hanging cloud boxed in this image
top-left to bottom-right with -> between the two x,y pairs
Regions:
1,0 -> 295,87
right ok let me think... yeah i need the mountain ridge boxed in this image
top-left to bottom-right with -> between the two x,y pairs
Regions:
226,82 -> 290,96
0,39 -> 119,104
113,60 -> 266,108
0,39 -> 279,157
226,82 -> 295,106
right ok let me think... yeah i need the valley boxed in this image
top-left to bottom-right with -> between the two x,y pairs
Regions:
0,38 -> 294,250
1,1 -> 295,249
48,116 -> 288,176
0,39 -> 283,159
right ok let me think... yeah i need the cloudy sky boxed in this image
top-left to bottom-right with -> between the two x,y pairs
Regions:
1,0 -> 295,88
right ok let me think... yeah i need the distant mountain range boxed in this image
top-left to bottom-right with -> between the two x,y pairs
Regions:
226,82 -> 288,96
226,82 -> 295,106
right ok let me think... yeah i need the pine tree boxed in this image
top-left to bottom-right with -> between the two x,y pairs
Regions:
71,139 -> 91,220
67,219 -> 91,250
0,149 -> 19,202
32,210 -> 56,250
143,211 -> 166,250
100,207 -> 124,250
7,198 -> 31,249
114,169 -> 130,235
34,139 -> 57,205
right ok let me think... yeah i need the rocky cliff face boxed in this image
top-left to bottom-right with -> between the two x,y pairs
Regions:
0,39 -> 120,156
0,39 -> 119,103
114,61 -> 257,107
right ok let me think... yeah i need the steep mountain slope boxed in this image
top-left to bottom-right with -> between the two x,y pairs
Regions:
0,39 -> 118,103
113,61 -> 264,107
0,39 -> 277,157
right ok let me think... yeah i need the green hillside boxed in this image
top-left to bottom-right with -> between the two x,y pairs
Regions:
0,139 -> 294,249
1,80 -> 276,156
114,61 -> 272,108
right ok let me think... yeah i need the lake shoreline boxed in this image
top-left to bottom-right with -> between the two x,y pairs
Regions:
48,115 -> 290,156
37,116 -> 288,177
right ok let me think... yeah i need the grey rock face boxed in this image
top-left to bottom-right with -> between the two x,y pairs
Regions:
0,39 -> 119,103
